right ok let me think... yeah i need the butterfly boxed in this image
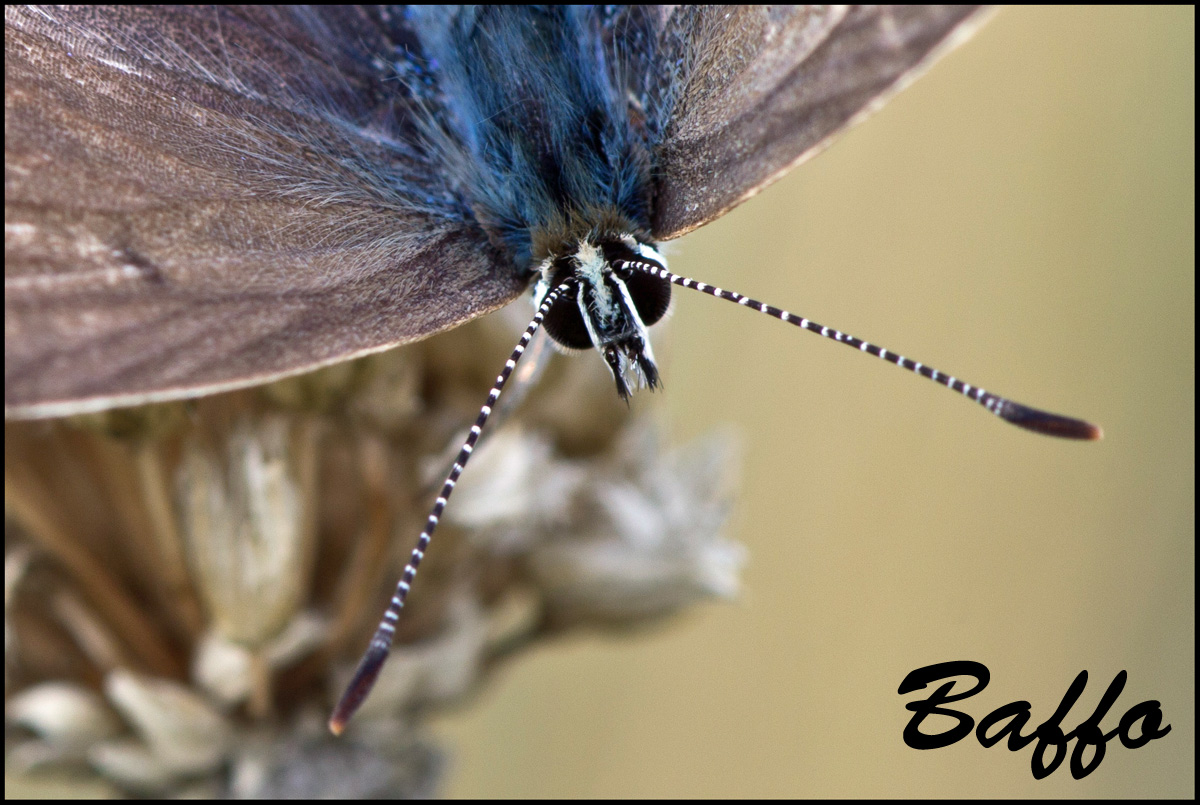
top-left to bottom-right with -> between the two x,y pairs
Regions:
4,6 -> 1099,734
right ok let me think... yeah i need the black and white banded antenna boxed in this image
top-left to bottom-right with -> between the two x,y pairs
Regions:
331,246 -> 1101,734
329,280 -> 576,735
621,258 -> 1102,441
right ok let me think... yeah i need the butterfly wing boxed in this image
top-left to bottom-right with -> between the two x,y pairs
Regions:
5,6 -> 525,418
649,5 -> 990,240
6,6 -> 992,418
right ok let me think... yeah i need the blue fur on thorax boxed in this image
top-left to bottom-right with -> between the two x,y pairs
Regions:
405,6 -> 655,270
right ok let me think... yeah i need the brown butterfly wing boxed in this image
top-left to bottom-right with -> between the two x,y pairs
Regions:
650,5 -> 990,240
7,6 -> 992,418
5,6 -> 525,418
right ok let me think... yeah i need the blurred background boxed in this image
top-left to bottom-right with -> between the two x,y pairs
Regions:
434,6 -> 1193,798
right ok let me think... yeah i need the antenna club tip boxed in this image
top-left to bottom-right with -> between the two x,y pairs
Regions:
328,646 -> 387,737
997,401 -> 1103,441
329,695 -> 359,735
328,692 -> 362,737
1055,417 -> 1103,441
1044,418 -> 1104,441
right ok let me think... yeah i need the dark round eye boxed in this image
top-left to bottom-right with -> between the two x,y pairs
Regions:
543,290 -> 593,349
623,268 -> 671,327
603,240 -> 672,328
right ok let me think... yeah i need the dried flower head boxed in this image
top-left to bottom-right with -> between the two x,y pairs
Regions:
5,308 -> 743,797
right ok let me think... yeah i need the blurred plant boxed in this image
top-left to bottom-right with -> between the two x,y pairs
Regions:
5,309 -> 743,797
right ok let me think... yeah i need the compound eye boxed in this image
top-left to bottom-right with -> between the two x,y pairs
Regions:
600,241 -> 672,328
542,291 -> 593,349
624,268 -> 671,327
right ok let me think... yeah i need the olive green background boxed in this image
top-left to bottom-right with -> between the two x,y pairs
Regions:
438,6 -> 1193,797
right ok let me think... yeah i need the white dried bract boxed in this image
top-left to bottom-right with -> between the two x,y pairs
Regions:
8,682 -> 122,751
175,416 -> 318,647
100,669 -> 233,780
528,426 -> 745,625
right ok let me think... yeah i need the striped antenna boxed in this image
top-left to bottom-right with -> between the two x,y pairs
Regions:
329,280 -> 577,735
627,261 -> 1101,441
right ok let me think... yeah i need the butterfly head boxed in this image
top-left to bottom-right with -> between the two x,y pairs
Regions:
534,237 -> 672,400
